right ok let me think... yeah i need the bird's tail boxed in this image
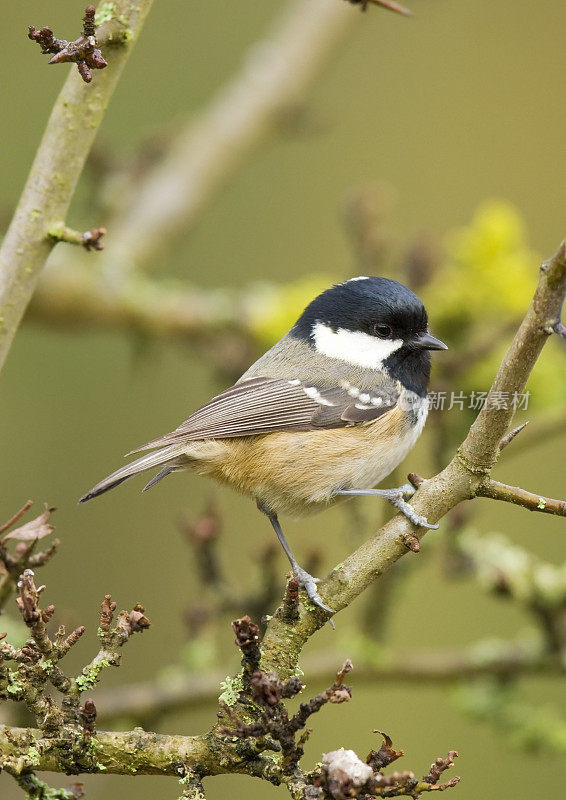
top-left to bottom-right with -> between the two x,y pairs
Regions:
79,442 -> 188,503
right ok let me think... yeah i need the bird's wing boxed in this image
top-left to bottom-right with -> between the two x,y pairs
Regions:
131,376 -> 399,452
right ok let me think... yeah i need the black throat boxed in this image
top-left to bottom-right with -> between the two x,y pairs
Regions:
383,348 -> 431,398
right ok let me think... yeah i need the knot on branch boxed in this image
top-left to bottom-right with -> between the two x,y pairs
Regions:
28,6 -> 107,83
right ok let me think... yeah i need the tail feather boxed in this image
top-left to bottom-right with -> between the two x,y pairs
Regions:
79,444 -> 188,503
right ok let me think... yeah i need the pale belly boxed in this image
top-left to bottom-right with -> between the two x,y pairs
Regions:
189,391 -> 428,517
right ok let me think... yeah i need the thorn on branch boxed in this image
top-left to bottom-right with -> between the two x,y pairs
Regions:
28,6 -> 107,84
499,422 -> 529,452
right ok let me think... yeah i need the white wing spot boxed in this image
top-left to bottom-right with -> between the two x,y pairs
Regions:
371,396 -> 383,406
359,393 -> 370,404
303,386 -> 333,406
288,379 -> 301,386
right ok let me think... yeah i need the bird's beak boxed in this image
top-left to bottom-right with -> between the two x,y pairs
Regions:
414,331 -> 448,351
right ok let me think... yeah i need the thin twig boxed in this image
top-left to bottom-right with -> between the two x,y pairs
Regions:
477,479 -> 566,516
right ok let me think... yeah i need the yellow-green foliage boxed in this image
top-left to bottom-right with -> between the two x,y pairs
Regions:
247,202 -> 564,410
426,200 -> 537,327
248,274 -> 335,347
425,201 -> 565,409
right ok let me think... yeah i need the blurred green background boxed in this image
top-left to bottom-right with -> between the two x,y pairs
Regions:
1,1 -> 565,798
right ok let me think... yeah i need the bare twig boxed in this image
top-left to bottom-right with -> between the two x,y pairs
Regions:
29,6 -> 107,84
49,224 -> 107,251
0,501 -> 33,535
477,479 -> 566,516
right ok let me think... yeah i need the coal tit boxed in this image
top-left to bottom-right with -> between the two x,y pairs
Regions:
81,277 -> 447,613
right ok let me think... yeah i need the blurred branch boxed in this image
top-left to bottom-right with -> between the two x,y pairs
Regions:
92,0 -> 357,277
28,268 -> 253,342
91,638 -> 557,725
0,0 -> 153,374
347,0 -> 412,15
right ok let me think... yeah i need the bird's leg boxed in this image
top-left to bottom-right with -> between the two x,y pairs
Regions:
258,503 -> 335,614
334,484 -> 439,530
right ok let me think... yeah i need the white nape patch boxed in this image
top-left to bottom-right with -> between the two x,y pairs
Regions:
344,276 -> 370,283
312,321 -> 403,370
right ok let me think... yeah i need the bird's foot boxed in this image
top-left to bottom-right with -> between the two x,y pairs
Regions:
335,484 -> 439,530
387,489 -> 439,530
292,565 -> 335,614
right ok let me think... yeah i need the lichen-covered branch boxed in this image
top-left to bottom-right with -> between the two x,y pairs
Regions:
0,0 -> 154,373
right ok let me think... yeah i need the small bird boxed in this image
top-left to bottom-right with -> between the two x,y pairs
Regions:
80,277 -> 447,613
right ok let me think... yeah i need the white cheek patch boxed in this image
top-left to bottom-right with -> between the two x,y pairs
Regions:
312,321 -> 403,370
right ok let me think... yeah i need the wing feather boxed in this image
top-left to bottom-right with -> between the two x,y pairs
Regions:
131,377 -> 399,452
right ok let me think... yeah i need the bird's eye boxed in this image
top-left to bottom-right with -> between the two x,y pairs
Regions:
373,323 -> 392,338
